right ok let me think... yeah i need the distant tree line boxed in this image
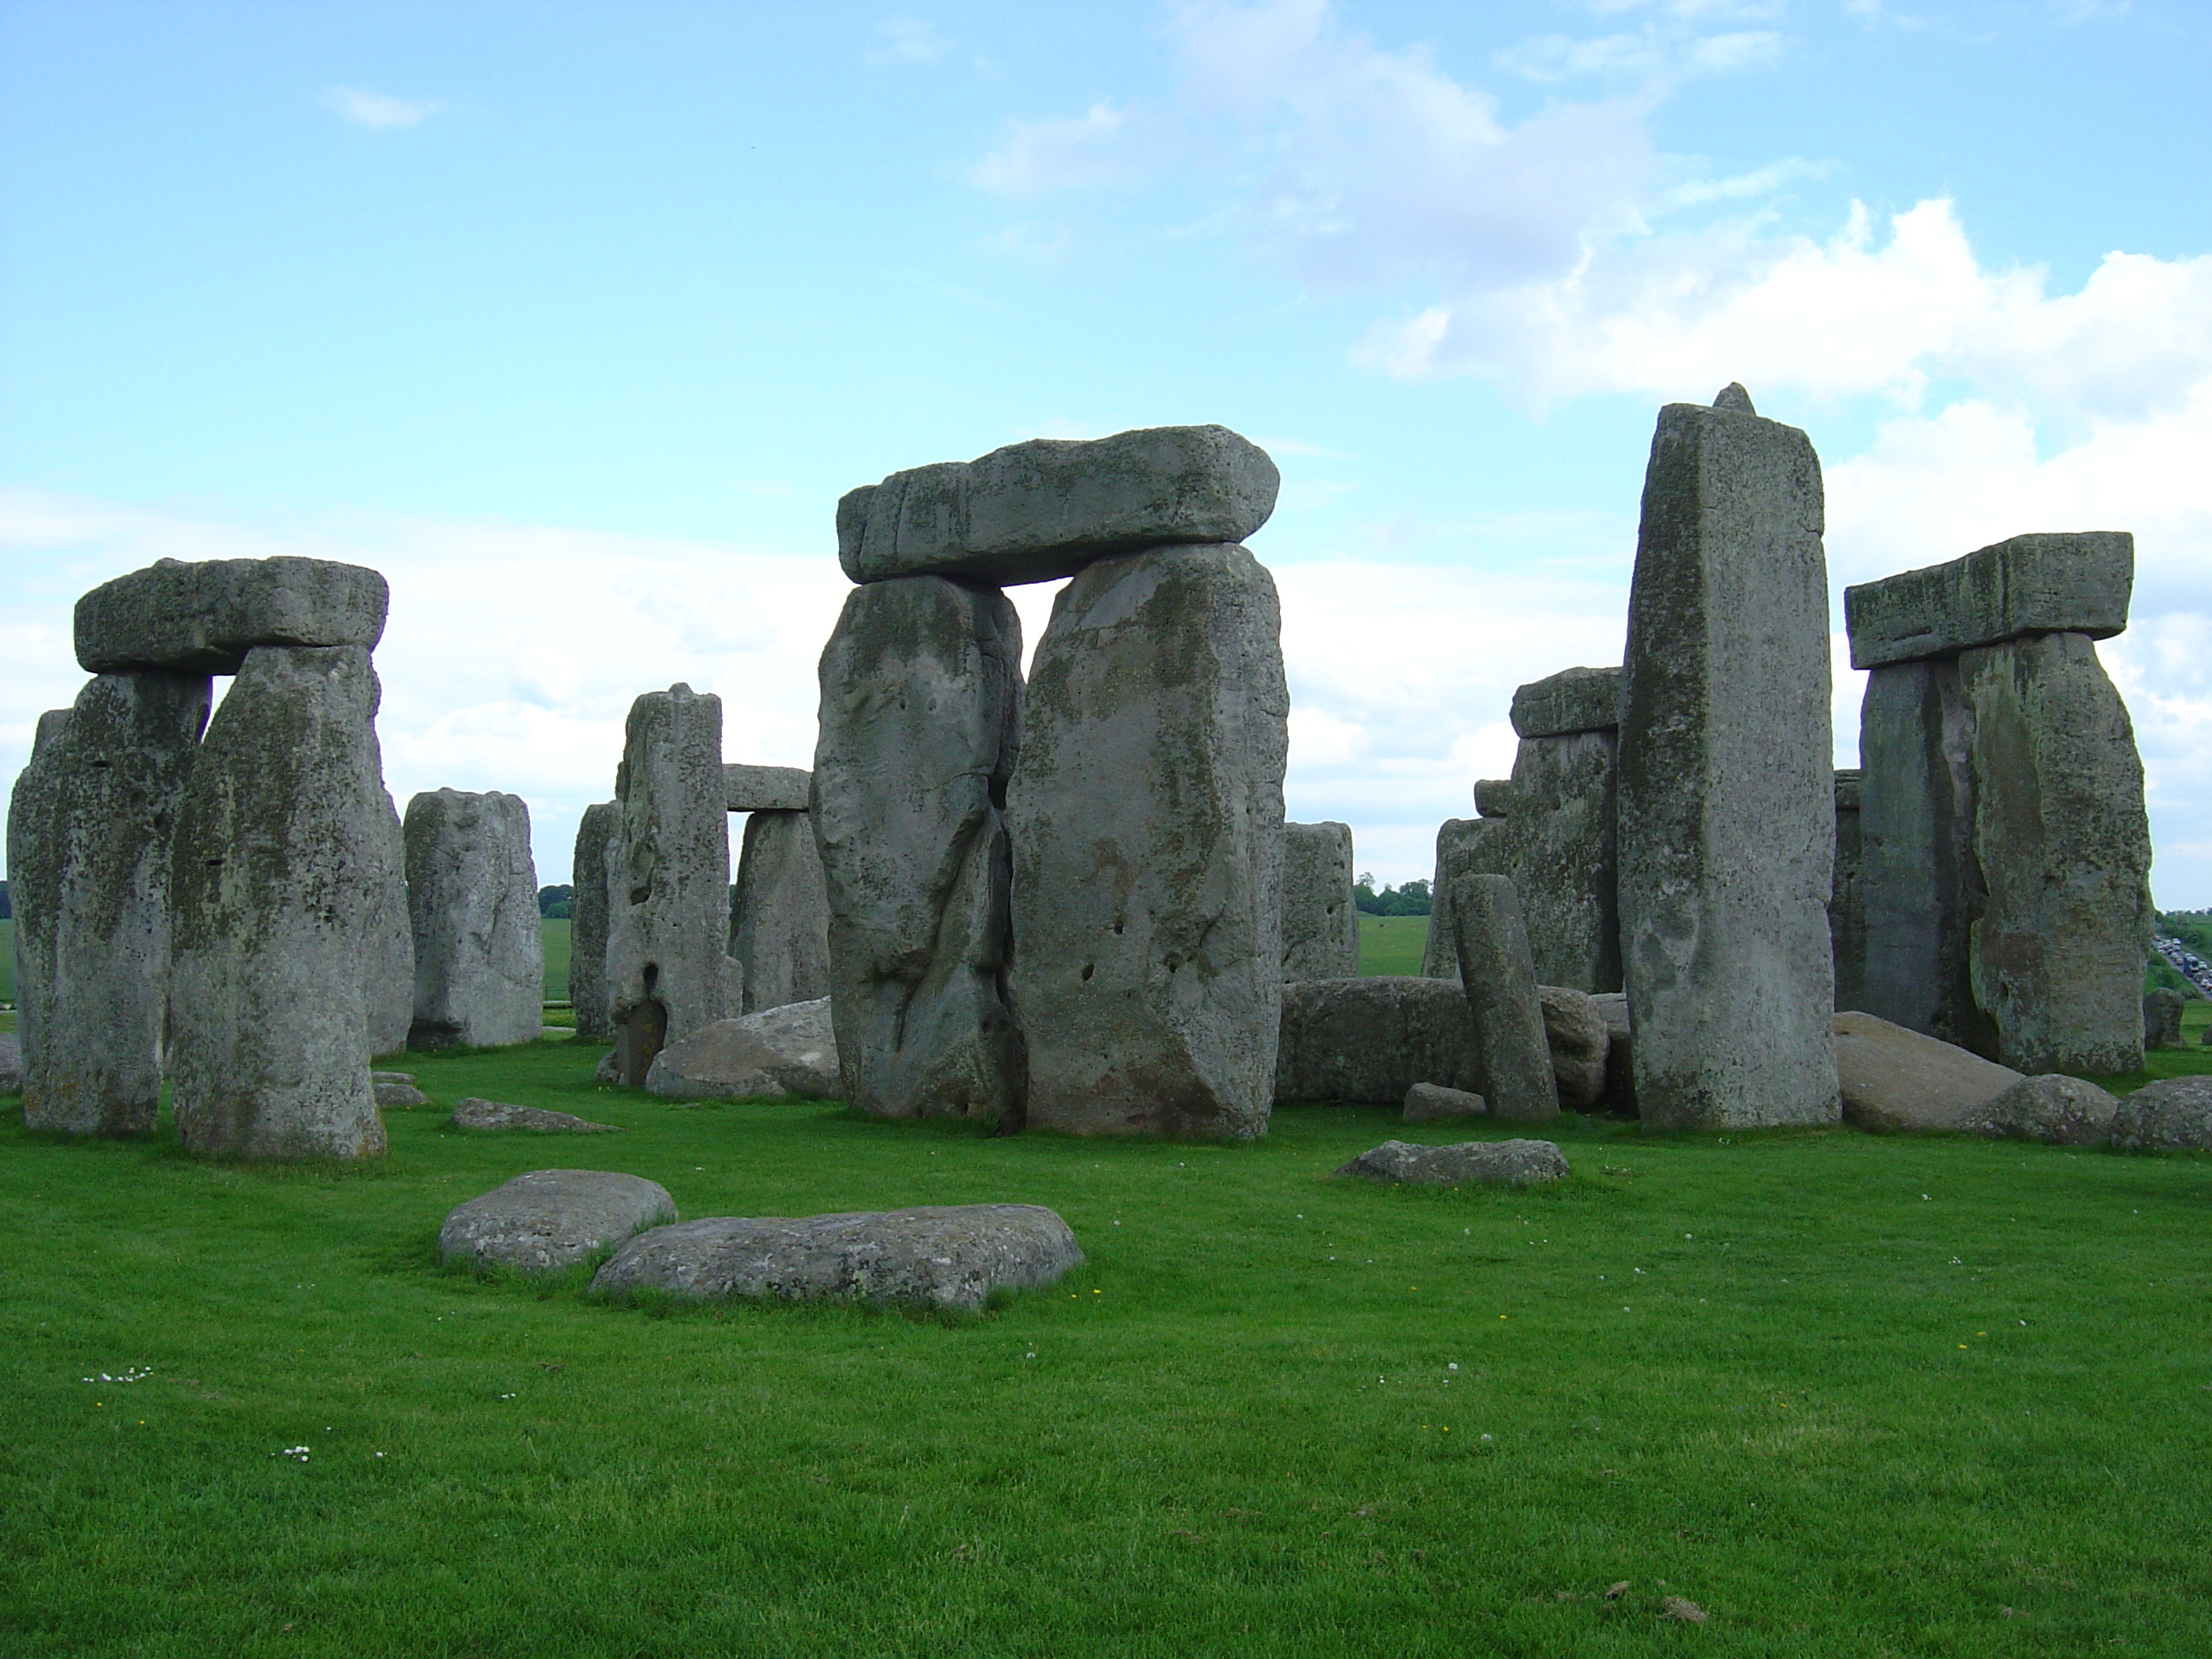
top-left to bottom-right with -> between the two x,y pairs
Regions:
0,879 -> 9,921
538,885 -> 573,920
1353,873 -> 1430,917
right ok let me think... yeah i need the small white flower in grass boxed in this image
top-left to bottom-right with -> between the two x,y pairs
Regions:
1447,1363 -> 1458,1371
1480,1434 -> 1492,1442
499,1393 -> 516,1400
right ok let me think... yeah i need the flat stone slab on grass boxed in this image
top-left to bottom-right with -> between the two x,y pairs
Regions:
1333,1138 -> 1569,1186
439,1169 -> 677,1273
373,1080 -> 429,1109
591,1203 -> 1082,1313
1834,1011 -> 2023,1132
1403,1082 -> 1487,1123
2110,1077 -> 2212,1153
1970,1074 -> 2117,1147
450,1097 -> 622,1134
643,998 -> 840,1100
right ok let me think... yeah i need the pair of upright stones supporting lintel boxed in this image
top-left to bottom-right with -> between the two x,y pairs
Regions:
813,425 -> 1290,1138
1844,532 -> 2152,1074
7,556 -> 410,1155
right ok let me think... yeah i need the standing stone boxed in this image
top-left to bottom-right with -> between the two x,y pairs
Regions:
568,802 -> 616,1042
405,788 -> 544,1050
730,808 -> 832,1013
1010,543 -> 1289,1139
167,646 -> 392,1159
1422,815 -> 1507,981
1501,666 -> 1621,992
1448,874 -> 1560,1122
360,788 -> 413,1057
1616,385 -> 1839,1130
1280,822 -> 1359,981
6,673 -> 211,1135
604,685 -> 742,1086
1831,769 -> 1866,1013
812,577 -> 1025,1125
2145,988 -> 2186,1050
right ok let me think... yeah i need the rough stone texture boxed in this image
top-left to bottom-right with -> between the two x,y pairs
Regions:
0,1033 -> 21,1095
1471,779 -> 1519,818
7,672 -> 209,1135
1970,1074 -> 2118,1147
371,1069 -> 414,1085
373,1080 -> 428,1109
838,426 -> 1279,587
1844,532 -> 2133,671
1833,1010 -> 2023,1132
76,556 -> 389,675
605,685 -> 742,1086
1280,822 -> 1359,982
1403,1081 -> 1486,1123
166,646 -> 395,1159
568,803 -> 616,1043
591,1204 -> 1082,1312
1617,392 -> 1839,1130
2143,987 -> 2187,1049
1831,769 -> 1866,1014
730,809 -> 831,1015
439,1169 -> 676,1272
2110,1077 -> 2212,1154
1960,632 -> 2153,1075
594,1049 -> 620,1084
404,789 -> 544,1051
643,998 -> 840,1100
1511,666 -> 1621,739
1449,875 -> 1560,1123
361,790 -> 413,1057
451,1097 -> 622,1133
1010,543 -> 1289,1140
1590,991 -> 1636,1115
1539,986 -> 1610,1112
1503,725 -> 1621,992
1332,1138 -> 1569,1186
724,764 -> 811,812
1277,977 -> 1478,1103
812,577 -> 1025,1125
1420,818 -> 1505,981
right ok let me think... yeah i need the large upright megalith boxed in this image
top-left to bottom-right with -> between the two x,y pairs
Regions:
1500,665 -> 1622,992
731,807 -> 832,1013
812,578 -> 1025,1124
1280,822 -> 1359,981
1831,769 -> 1866,1014
568,802 -> 616,1042
405,788 -> 544,1051
1616,385 -> 1838,1130
6,673 -> 211,1134
361,789 -> 414,1057
1010,542 -> 1290,1139
604,685 -> 742,1086
1448,874 -> 1560,1123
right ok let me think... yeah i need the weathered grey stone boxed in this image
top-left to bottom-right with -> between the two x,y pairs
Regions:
1471,778 -> 1518,818
1844,532 -> 2133,671
370,1069 -> 414,1085
568,803 -> 616,1043
1831,768 -> 1866,1014
812,577 -> 1024,1125
1590,991 -> 1636,1115
724,764 -> 811,813
1961,632 -> 2152,1075
1833,1010 -> 2023,1132
361,789 -> 413,1057
404,789 -> 544,1051
2144,987 -> 2187,1049
730,809 -> 831,1014
1969,1074 -> 2117,1146
1421,818 -> 1505,980
7,672 -> 209,1135
1510,666 -> 1621,739
167,646 -> 394,1159
1280,822 -> 1359,982
450,1097 -> 621,1133
0,1033 -> 21,1095
594,1049 -> 620,1084
1277,976 -> 1479,1103
1539,985 -> 1610,1111
591,1204 -> 1082,1312
604,685 -> 742,1086
837,426 -> 1279,586
2110,1077 -> 2212,1154
75,556 -> 389,674
1403,1081 -> 1486,1123
1449,875 -> 1559,1123
1010,543 -> 1289,1139
643,998 -> 840,1100
1617,390 -> 1839,1130
373,1080 -> 428,1109
1502,724 -> 1621,992
439,1169 -> 676,1272
1332,1138 -> 1569,1186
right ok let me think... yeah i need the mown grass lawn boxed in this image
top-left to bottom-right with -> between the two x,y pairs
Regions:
1358,914 -> 1429,975
7,1032 -> 2212,1657
541,917 -> 570,1002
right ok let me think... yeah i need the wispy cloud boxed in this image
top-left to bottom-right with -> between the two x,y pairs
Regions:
323,86 -> 439,131
868,16 -> 952,67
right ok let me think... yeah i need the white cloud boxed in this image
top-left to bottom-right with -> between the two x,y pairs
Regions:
868,17 -> 952,67
323,86 -> 439,131
970,102 -> 1144,197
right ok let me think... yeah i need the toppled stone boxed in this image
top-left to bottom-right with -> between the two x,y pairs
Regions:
1539,986 -> 1611,1112
590,1203 -> 1082,1313
1278,977 -> 1478,1103
725,764 -> 811,813
74,556 -> 390,674
837,426 -> 1279,586
2110,1077 -> 2212,1154
1332,1138 -> 1569,1186
568,802 -> 616,1043
730,809 -> 831,1014
450,1097 -> 622,1133
1404,1082 -> 1486,1123
1834,1010 -> 2023,1132
1970,1074 -> 2118,1147
2144,987 -> 2187,1049
1450,875 -> 1559,1123
371,1070 -> 415,1086
0,1033 -> 22,1095
439,1169 -> 677,1272
1510,666 -> 1621,739
1843,532 -> 2133,671
1280,822 -> 1359,982
1010,543 -> 1289,1140
643,998 -> 841,1100
374,1080 -> 428,1109
595,1049 -> 620,1085
405,789 -> 544,1051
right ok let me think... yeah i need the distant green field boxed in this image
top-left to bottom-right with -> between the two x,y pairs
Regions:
541,917 -> 570,1001
1358,913 -> 1429,976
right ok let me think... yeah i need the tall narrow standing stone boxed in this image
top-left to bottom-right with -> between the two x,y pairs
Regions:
1501,665 -> 1622,992
361,789 -> 413,1057
1423,811 -> 1511,981
1831,769 -> 1867,1014
6,673 -> 211,1135
568,802 -> 617,1042
812,577 -> 1025,1124
405,788 -> 544,1050
1009,543 -> 1289,1140
730,809 -> 832,1013
1616,386 -> 1838,1129
1448,874 -> 1560,1122
1280,822 -> 1359,981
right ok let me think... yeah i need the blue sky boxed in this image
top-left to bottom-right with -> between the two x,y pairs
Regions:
3,0 -> 2208,903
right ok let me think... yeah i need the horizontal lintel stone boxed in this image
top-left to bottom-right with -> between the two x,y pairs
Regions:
1843,532 -> 2132,670
1510,665 -> 1621,738
76,556 -> 389,674
725,764 -> 811,813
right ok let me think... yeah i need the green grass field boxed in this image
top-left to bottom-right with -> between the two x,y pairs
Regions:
541,916 -> 569,1001
1358,913 -> 1429,975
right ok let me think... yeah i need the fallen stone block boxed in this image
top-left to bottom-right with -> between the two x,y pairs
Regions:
1969,1074 -> 2117,1147
450,1097 -> 622,1133
591,1203 -> 1082,1313
1332,1138 -> 1569,1186
1277,977 -> 1478,1103
1834,1010 -> 2023,1132
373,1080 -> 428,1109
643,998 -> 840,1100
1843,532 -> 2133,671
1539,986 -> 1610,1112
1403,1082 -> 1486,1123
75,556 -> 389,674
2110,1077 -> 2212,1154
439,1169 -> 677,1273
724,764 -> 811,813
